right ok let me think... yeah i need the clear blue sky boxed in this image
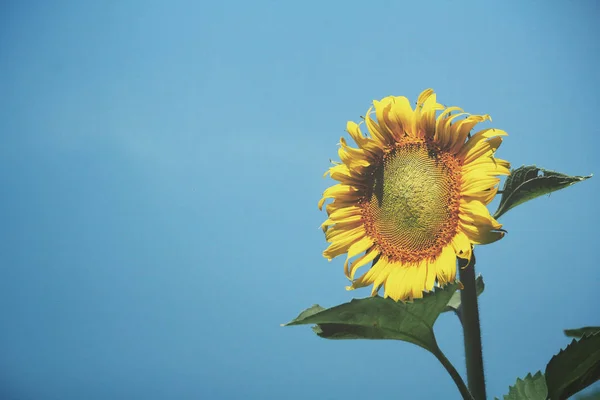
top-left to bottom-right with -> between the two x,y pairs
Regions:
0,1 -> 598,399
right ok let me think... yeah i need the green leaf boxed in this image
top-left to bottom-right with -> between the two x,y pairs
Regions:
283,282 -> 459,351
493,165 -> 591,219
497,371 -> 548,400
565,327 -> 600,338
443,274 -> 485,315
545,332 -> 600,400
284,283 -> 474,399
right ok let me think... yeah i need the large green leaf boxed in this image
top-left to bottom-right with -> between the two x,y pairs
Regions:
284,283 -> 472,399
564,327 -> 600,339
493,166 -> 591,219
497,371 -> 548,400
443,275 -> 485,317
284,282 -> 459,351
545,333 -> 600,400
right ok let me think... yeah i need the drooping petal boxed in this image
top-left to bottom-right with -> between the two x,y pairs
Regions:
460,135 -> 505,165
385,95 -> 417,139
325,224 -> 364,242
459,222 -> 505,244
323,226 -> 366,259
409,259 -> 429,299
416,88 -> 435,106
424,258 -> 437,293
383,264 -> 411,301
370,258 -> 396,295
462,157 -> 511,176
440,112 -> 469,149
461,177 -> 501,197
465,186 -> 499,205
345,246 -> 379,280
372,100 -> 396,145
346,121 -> 384,156
364,111 -> 390,150
434,245 -> 458,285
346,235 -> 375,260
451,231 -> 472,261
350,256 -> 391,289
417,90 -> 445,139
448,114 -> 491,153
326,205 -> 362,221
319,184 -> 362,209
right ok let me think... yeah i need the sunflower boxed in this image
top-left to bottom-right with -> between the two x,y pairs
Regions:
319,89 -> 509,301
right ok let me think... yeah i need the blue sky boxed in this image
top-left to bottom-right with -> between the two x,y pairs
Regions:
0,1 -> 598,399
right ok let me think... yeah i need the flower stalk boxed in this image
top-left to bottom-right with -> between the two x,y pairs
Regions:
459,251 -> 486,400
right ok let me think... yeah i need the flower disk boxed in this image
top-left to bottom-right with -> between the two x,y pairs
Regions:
363,142 -> 461,264
319,89 -> 510,301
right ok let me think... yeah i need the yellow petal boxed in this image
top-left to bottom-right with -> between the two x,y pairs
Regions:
424,258 -> 437,292
386,95 -> 416,139
319,184 -> 362,209
410,260 -> 429,299
325,224 -> 364,241
338,141 -> 371,171
461,177 -> 500,196
418,92 -> 444,139
459,223 -> 505,245
346,246 -> 379,280
459,199 -> 501,229
372,100 -> 396,145
464,186 -> 499,205
323,163 -> 348,177
440,112 -> 469,149
370,258 -> 396,292
350,256 -> 390,289
451,231 -> 472,261
462,157 -> 511,176
434,245 -> 457,285
325,199 -> 362,214
364,109 -> 389,146
321,183 -> 359,199
323,229 -> 365,260
383,264 -> 410,301
448,114 -> 491,154
417,88 -> 435,106
346,235 -> 375,260
468,127 -> 508,144
434,106 -> 464,146
327,206 -> 362,220
347,121 -> 383,155
346,121 -> 367,145
331,212 -> 363,224
459,132 -> 506,165
328,171 -> 366,187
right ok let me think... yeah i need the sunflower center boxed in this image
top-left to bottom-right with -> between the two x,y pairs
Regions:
362,142 -> 460,263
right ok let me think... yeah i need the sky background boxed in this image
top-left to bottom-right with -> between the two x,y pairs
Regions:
0,1 -> 598,399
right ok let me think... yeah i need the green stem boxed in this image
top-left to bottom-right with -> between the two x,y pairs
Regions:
459,252 -> 486,400
433,345 -> 474,400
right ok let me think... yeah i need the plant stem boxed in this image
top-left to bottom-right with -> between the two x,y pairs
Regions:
459,252 -> 486,400
433,345 -> 475,400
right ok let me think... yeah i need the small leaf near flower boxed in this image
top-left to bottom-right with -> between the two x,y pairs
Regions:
494,165 -> 591,219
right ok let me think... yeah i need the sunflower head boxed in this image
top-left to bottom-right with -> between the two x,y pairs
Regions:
319,89 -> 509,301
